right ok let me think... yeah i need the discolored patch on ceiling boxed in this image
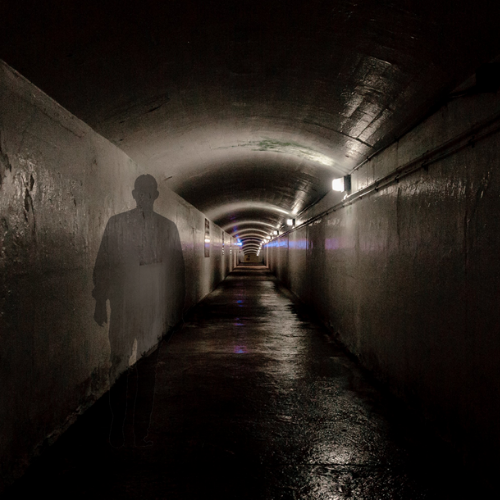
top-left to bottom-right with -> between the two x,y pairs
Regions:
216,139 -> 337,167
1,0 -> 499,245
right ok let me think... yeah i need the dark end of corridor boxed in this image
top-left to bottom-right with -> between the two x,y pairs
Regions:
4,266 -> 492,499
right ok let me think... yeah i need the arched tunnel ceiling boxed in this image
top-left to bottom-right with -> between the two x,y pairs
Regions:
1,0 -> 499,235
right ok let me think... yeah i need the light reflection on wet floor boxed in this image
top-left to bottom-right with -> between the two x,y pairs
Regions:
6,265 -> 478,499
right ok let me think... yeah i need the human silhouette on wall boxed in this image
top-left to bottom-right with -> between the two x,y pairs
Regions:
92,174 -> 185,447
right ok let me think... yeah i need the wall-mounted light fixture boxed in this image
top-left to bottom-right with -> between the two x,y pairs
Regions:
286,218 -> 295,227
273,230 -> 279,236
332,175 -> 351,192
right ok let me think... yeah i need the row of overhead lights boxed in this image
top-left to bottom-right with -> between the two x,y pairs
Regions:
275,176 -> 351,233
278,176 -> 350,233
244,176 -> 352,250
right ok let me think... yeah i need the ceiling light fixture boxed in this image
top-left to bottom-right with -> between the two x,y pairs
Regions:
332,175 -> 351,192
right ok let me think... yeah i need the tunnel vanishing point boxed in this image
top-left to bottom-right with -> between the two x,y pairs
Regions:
1,0 -> 500,495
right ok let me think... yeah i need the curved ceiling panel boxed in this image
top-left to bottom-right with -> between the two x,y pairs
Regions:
242,237 -> 262,243
223,220 -> 279,236
2,0 -> 499,231
241,239 -> 263,246
238,236 -> 267,243
234,229 -> 269,237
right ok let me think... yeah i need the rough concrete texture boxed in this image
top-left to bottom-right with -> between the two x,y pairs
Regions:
0,61 -> 235,490
2,1 -> 500,237
265,92 -> 500,479
4,266 -> 487,499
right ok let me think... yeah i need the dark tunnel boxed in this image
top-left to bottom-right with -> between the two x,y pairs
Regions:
1,0 -> 500,497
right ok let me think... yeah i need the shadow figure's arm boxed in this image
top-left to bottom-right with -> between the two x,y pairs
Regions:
92,220 -> 112,326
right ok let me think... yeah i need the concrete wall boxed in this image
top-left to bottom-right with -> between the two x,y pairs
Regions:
0,61 -> 235,489
266,91 -> 500,472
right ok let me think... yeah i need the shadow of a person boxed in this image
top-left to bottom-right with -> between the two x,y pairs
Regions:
92,174 -> 185,447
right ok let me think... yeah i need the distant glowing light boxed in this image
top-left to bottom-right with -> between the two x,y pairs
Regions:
332,175 -> 351,192
286,218 -> 295,227
332,178 -> 345,191
204,238 -> 211,243
273,230 -> 278,235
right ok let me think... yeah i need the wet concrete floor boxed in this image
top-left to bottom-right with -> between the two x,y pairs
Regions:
5,265 -> 484,499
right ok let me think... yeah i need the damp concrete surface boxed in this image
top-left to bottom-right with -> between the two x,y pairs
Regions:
4,265 -> 484,499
